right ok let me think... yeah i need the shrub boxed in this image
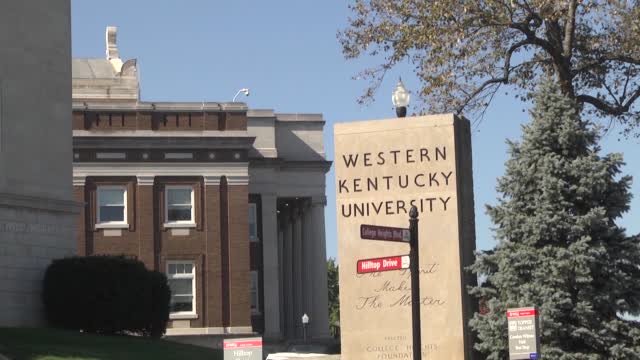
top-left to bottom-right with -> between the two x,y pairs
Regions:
43,256 -> 170,337
145,270 -> 171,338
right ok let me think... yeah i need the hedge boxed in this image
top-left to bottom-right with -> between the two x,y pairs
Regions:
43,256 -> 170,337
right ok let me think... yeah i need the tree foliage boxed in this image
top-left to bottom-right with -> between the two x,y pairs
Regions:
327,257 -> 340,327
468,80 -> 640,359
339,0 -> 640,135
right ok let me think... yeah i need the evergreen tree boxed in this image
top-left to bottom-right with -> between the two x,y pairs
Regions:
469,80 -> 640,359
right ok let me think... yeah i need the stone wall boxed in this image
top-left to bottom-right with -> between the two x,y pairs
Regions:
0,0 -> 77,326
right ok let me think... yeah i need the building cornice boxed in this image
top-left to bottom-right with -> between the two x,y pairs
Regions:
74,162 -> 249,185
73,135 -> 255,150
73,101 -> 248,112
249,159 -> 333,173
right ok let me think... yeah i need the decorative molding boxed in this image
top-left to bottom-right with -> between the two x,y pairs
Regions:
106,26 -> 119,60
74,162 -> 249,179
165,152 -> 193,160
0,192 -> 82,214
204,175 -> 220,186
96,152 -> 126,160
136,175 -> 155,186
73,175 -> 86,186
226,175 -> 249,186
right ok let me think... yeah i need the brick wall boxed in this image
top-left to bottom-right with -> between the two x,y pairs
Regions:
75,176 -> 251,330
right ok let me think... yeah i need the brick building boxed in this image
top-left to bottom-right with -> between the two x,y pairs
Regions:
71,27 -> 331,340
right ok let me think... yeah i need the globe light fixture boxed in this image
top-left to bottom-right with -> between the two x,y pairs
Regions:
392,78 -> 410,118
302,313 -> 310,343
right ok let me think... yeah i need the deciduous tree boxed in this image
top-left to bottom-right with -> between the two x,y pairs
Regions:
339,0 -> 640,135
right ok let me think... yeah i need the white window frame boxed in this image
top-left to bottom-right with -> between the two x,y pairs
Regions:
249,203 -> 259,242
96,185 -> 128,229
164,185 -> 196,228
250,270 -> 260,315
167,260 -> 197,319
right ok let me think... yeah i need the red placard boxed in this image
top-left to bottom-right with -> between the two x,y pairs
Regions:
506,309 -> 537,318
224,339 -> 263,349
357,255 -> 409,274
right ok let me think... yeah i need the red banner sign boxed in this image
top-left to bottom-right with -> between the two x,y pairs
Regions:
506,309 -> 537,318
357,255 -> 410,274
224,339 -> 263,349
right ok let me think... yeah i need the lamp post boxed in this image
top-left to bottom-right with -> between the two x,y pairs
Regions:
232,88 -> 250,102
302,313 -> 309,343
391,78 -> 410,117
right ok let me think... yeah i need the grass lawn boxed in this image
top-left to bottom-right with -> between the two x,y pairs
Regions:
0,327 -> 222,360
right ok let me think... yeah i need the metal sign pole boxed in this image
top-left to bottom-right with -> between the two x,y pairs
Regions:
409,205 -> 421,360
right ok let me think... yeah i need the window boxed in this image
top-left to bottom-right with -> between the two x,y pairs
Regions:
97,186 -> 127,226
167,261 -> 196,317
249,203 -> 258,242
250,270 -> 260,314
165,186 -> 194,225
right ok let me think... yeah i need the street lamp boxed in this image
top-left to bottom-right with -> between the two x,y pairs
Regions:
232,88 -> 250,102
392,78 -> 410,118
301,313 -> 309,343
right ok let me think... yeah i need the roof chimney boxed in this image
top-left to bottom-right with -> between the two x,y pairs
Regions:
106,26 -> 123,73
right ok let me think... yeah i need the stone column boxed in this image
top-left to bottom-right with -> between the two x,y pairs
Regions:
310,196 -> 330,338
136,175 -> 155,270
261,193 -> 282,339
302,199 -> 314,331
277,225 -> 285,335
292,203 -> 304,338
281,207 -> 294,337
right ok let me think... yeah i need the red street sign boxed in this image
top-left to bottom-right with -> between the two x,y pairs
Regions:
507,309 -> 537,318
357,255 -> 410,274
360,224 -> 410,242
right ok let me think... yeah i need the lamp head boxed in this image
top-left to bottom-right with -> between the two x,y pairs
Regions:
302,313 -> 309,324
392,78 -> 410,117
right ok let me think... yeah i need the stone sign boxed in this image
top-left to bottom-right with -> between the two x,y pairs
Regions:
223,337 -> 262,360
507,308 -> 540,360
334,114 -> 476,359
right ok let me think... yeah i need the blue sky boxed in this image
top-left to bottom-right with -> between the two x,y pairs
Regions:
72,0 -> 640,261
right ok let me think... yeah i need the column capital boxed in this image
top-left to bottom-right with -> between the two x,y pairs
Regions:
73,175 -> 86,187
311,195 -> 327,206
226,175 -> 249,186
204,175 -> 220,186
136,175 -> 155,186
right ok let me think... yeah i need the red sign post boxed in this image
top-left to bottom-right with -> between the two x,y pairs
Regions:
356,255 -> 410,274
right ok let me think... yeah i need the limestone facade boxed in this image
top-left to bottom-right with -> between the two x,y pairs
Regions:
0,0 -> 78,326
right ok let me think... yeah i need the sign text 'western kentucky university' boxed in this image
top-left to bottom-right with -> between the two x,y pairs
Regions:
335,114 -> 477,360
357,255 -> 410,274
